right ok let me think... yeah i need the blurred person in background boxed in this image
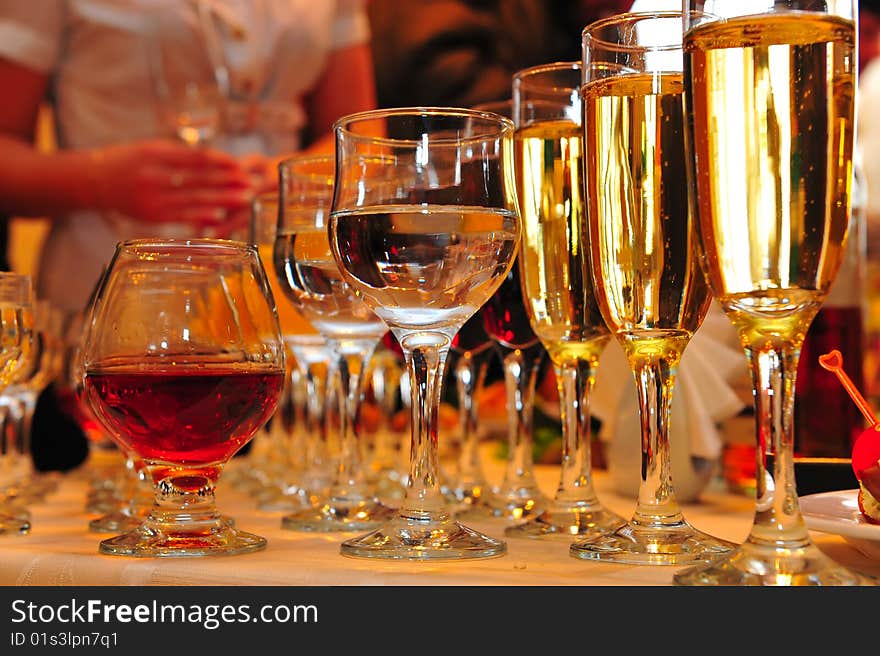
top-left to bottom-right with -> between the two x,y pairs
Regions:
0,0 -> 376,471
368,0 -> 632,109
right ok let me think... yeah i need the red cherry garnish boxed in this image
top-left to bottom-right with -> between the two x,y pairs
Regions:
852,426 -> 880,479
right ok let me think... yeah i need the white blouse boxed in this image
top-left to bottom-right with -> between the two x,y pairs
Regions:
0,0 -> 370,311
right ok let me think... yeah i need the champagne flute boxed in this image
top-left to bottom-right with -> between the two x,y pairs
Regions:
506,60 -> 624,539
273,153 -> 394,532
330,107 -> 520,559
572,11 -> 734,564
675,1 -> 868,585
82,239 -> 285,556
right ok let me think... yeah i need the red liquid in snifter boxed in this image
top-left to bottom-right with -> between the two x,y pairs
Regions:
84,367 -> 284,466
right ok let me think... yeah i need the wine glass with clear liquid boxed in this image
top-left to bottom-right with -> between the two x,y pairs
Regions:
571,11 -> 735,565
505,60 -> 625,540
273,153 -> 394,532
329,107 -> 520,560
81,239 -> 286,557
675,1 -> 870,585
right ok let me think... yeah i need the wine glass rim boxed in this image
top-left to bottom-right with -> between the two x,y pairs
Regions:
333,106 -> 515,142
513,60 -> 581,91
581,10 -> 688,52
277,152 -> 334,169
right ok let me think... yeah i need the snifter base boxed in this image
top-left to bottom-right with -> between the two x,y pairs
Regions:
340,513 -> 507,560
569,519 -> 735,565
673,539 -> 874,586
504,503 -> 626,540
98,515 -> 265,557
280,497 -> 394,533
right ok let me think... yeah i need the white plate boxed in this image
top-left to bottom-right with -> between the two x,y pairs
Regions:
800,489 -> 880,560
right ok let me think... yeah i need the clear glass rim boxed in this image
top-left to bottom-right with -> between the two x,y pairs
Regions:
117,237 -> 255,255
513,61 -> 581,93
278,153 -> 335,181
333,106 -> 516,146
582,10 -> 687,53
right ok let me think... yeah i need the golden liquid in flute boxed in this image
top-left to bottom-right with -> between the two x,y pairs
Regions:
515,120 -> 609,363
583,72 -> 709,361
683,13 -> 855,339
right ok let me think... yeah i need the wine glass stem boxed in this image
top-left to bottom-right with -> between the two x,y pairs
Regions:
401,342 -> 448,517
554,354 -> 601,504
631,353 -> 685,527
328,346 -> 376,500
455,352 -> 488,484
745,341 -> 811,544
303,363 -> 329,476
501,346 -> 543,489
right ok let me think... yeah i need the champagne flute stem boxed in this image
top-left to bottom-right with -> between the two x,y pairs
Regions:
554,356 -> 600,505
746,341 -> 810,544
455,353 -> 488,485
630,351 -> 684,527
402,341 -> 448,517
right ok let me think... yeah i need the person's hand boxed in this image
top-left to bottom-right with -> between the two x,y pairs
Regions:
239,152 -> 278,195
91,139 -> 254,231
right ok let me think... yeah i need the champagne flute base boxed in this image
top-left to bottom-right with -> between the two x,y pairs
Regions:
504,502 -> 626,540
569,519 -> 735,565
340,513 -> 507,560
280,497 -> 394,533
98,515 -> 264,557
673,538 -> 874,586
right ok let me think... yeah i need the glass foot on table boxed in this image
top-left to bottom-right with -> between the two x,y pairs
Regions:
505,503 -> 626,540
99,516 -> 264,557
340,513 -> 507,560
0,512 -> 30,535
280,498 -> 394,533
673,539 -> 874,586
569,519 -> 735,566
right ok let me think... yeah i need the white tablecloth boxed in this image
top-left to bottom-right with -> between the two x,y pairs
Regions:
2,453 -> 878,587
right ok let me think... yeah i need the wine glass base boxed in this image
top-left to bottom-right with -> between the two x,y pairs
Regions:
256,487 -> 314,513
99,519 -> 265,557
280,498 -> 395,532
89,509 -> 143,533
0,513 -> 30,535
673,539 -> 875,586
456,485 -> 547,523
340,513 -> 507,560
504,503 -> 626,540
569,519 -> 735,565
